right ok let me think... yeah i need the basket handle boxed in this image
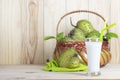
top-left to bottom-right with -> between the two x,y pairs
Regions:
56,10 -> 108,35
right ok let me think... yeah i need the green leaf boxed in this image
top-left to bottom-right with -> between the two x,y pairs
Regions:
44,36 -> 55,40
99,22 -> 116,41
56,32 -> 64,41
105,32 -> 118,40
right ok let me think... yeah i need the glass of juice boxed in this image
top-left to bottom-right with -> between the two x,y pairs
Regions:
85,38 -> 102,76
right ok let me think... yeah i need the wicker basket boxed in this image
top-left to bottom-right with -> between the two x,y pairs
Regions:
53,10 -> 111,67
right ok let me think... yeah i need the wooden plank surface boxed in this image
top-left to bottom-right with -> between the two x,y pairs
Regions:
0,0 -> 22,64
44,0 -> 66,63
21,0 -> 44,64
110,0 -> 120,64
65,0 -> 89,35
88,0 -> 110,31
0,64 -> 120,80
0,0 -> 44,64
0,0 -> 120,64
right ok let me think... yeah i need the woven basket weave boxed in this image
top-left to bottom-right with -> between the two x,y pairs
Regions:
53,10 -> 111,67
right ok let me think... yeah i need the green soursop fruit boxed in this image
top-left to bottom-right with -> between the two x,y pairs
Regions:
68,57 -> 80,68
68,28 -> 85,41
58,48 -> 78,68
86,30 -> 100,38
77,20 -> 94,35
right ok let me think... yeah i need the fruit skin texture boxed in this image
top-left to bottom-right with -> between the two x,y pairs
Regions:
86,30 -> 100,38
68,56 -> 80,68
77,20 -> 94,35
58,48 -> 80,68
68,28 -> 85,41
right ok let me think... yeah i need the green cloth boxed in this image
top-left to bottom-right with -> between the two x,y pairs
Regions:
42,60 -> 88,72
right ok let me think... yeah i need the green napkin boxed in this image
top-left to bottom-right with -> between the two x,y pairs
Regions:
42,60 -> 88,72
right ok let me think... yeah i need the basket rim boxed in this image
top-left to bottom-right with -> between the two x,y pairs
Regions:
56,10 -> 108,36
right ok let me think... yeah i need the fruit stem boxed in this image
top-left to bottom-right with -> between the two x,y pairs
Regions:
70,17 -> 77,28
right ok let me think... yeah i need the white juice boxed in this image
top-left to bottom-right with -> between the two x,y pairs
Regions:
85,41 -> 102,76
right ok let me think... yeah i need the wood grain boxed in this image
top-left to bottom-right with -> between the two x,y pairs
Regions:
66,0 -> 89,35
0,0 -> 22,64
21,0 -> 44,64
88,0 -> 111,30
0,0 -> 44,64
0,0 -> 120,64
44,0 -> 66,63
0,64 -> 120,80
110,0 -> 120,64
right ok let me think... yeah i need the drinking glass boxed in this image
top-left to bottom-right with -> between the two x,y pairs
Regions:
85,38 -> 102,76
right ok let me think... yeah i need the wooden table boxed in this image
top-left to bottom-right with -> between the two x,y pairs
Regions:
0,64 -> 120,80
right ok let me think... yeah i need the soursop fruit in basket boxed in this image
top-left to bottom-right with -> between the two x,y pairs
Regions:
58,48 -> 80,68
76,19 -> 95,35
68,56 -> 80,68
68,19 -> 96,41
86,30 -> 100,38
68,28 -> 85,42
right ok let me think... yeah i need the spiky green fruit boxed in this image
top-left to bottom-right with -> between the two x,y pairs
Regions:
68,28 -> 85,41
58,48 -> 77,68
68,57 -> 80,68
86,30 -> 100,38
77,20 -> 94,35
